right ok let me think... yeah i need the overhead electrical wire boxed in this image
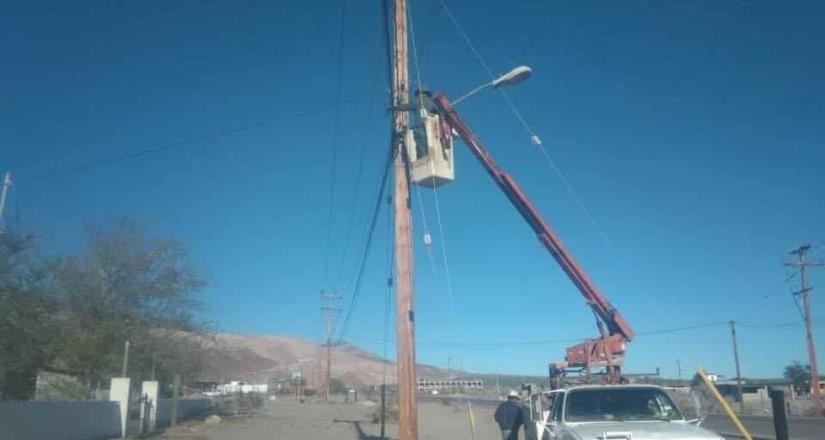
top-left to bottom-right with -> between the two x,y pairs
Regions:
22,96 -> 368,185
381,0 -> 394,102
408,1 -> 460,369
324,0 -> 350,285
406,1 -> 440,289
737,320 -> 803,329
633,321 -> 729,337
783,262 -> 807,321
334,38 -> 387,290
346,318 -> 811,350
347,334 -> 583,347
336,143 -> 396,344
414,0 -> 444,66
437,0 -> 613,249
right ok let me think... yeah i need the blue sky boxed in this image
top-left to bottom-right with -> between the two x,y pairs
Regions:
3,0 -> 824,379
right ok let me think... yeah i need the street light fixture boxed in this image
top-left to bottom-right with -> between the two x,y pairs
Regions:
452,65 -> 533,105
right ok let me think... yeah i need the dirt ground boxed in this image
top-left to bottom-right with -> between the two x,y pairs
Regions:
157,398 -> 504,440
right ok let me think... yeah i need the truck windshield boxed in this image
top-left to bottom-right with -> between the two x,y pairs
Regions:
565,388 -> 683,422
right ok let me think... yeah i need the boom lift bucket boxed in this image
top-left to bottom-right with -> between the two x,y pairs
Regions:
406,112 -> 454,188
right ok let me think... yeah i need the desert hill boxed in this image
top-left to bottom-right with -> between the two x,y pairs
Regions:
202,333 -> 450,389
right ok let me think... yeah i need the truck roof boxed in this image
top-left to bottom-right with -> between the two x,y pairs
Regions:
546,383 -> 667,393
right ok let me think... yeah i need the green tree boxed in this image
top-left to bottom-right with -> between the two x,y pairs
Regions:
329,377 -> 348,395
784,361 -> 811,392
0,233 -> 57,399
49,219 -> 207,385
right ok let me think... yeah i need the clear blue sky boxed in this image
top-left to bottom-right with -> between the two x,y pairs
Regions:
3,0 -> 824,379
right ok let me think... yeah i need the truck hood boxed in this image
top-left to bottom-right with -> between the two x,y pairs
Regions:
565,421 -> 722,440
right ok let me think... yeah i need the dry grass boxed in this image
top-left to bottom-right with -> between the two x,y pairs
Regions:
370,403 -> 400,424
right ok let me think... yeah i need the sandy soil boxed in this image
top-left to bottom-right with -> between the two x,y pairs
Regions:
157,398 -> 505,440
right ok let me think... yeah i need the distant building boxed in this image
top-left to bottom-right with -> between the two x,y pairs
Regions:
188,380 -> 219,395
219,381 -> 268,394
711,378 -> 794,403
416,377 -> 483,391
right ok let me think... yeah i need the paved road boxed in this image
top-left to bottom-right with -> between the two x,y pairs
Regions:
703,414 -> 824,440
157,399 -> 502,440
424,396 -> 825,440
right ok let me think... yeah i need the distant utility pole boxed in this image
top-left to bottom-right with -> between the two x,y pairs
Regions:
0,171 -> 12,232
321,291 -> 341,402
786,243 -> 824,415
121,340 -> 130,377
389,0 -> 418,436
298,367 -> 304,400
448,356 -> 453,394
171,374 -> 180,426
675,359 -> 682,381
729,321 -> 744,412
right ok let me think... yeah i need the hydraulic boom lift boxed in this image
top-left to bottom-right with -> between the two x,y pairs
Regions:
410,93 -> 635,385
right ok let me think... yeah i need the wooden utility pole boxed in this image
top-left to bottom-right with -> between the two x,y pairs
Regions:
0,171 -> 12,232
786,244 -> 824,415
171,374 -> 180,426
730,321 -> 744,412
321,291 -> 341,402
121,340 -> 130,377
390,0 -> 417,437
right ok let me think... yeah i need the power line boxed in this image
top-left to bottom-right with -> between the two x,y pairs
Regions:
346,334 -> 583,347
21,97 -> 367,185
784,262 -> 807,321
737,320 -> 803,329
634,321 -> 729,337
336,143 -> 396,343
346,317 -> 824,354
324,0 -> 350,284
348,321 -> 732,348
415,0 -> 444,66
407,0 -> 426,109
334,34 -> 386,290
381,0 -> 394,103
359,319 -> 818,347
438,0 -> 612,248
409,0 -> 461,376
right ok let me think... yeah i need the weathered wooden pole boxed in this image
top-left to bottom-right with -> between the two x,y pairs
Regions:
390,0 -> 417,437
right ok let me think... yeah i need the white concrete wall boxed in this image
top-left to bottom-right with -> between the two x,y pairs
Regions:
0,401 -> 121,440
140,381 -> 159,434
109,378 -> 130,438
155,399 -> 210,425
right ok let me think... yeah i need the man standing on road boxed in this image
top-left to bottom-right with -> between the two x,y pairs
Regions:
495,390 -> 525,440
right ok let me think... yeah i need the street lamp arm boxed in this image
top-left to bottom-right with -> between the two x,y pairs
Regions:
450,65 -> 533,106
451,81 -> 494,105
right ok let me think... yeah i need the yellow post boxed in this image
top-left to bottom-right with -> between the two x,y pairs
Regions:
696,366 -> 753,440
467,400 -> 477,440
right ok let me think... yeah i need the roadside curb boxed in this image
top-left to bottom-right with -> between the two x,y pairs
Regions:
718,431 -> 810,440
718,432 -> 772,440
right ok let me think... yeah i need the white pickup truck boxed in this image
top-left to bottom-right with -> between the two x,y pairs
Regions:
533,384 -> 724,440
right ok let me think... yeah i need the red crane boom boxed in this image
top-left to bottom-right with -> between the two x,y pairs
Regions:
432,94 -> 634,380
